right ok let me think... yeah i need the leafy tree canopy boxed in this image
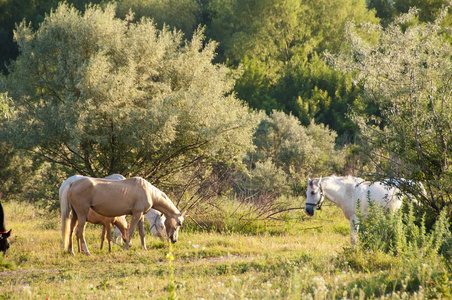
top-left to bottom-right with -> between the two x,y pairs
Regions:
236,110 -> 345,198
1,3 -> 258,189
205,0 -> 378,139
327,8 -> 452,215
115,0 -> 201,39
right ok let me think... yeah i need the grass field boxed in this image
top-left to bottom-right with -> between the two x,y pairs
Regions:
0,200 -> 447,299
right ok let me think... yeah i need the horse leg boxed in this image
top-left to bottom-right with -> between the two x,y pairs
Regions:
68,210 -> 78,255
124,213 -> 142,250
75,217 -> 90,255
100,225 -> 106,250
138,216 -> 147,250
106,223 -> 112,252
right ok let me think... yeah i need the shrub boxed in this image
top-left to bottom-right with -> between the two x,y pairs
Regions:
339,200 -> 452,297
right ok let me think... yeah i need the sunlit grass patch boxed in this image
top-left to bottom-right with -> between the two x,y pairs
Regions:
0,200 -> 450,299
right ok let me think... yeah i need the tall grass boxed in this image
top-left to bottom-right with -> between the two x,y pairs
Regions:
0,199 -> 450,299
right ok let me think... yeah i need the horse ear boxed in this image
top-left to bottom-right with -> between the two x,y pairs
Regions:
181,211 -> 187,218
4,229 -> 11,238
307,177 -> 311,183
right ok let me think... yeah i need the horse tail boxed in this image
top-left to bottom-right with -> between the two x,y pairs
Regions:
60,183 -> 72,251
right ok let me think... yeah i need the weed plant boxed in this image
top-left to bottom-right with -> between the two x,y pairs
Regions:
339,198 -> 452,298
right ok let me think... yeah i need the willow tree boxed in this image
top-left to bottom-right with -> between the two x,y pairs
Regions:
327,8 -> 452,215
0,3 -> 258,193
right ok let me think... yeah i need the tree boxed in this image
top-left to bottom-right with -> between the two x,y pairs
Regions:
368,0 -> 452,27
235,110 -> 346,200
366,0 -> 396,26
393,0 -> 449,23
0,0 -> 105,74
0,3 -> 258,193
206,0 -> 379,139
327,8 -> 452,215
115,0 -> 201,39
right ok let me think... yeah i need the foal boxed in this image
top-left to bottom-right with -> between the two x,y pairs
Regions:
76,210 -> 129,252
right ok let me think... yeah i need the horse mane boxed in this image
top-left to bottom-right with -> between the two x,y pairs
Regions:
134,177 -> 180,215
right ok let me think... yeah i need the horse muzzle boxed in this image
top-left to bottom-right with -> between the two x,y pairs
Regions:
305,206 -> 315,217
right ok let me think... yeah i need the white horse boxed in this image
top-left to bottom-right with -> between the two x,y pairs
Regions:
113,209 -> 166,244
383,178 -> 427,202
305,175 -> 403,244
59,174 -> 127,250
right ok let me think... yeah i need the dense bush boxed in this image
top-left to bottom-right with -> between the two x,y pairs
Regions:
0,3 -> 258,195
338,201 -> 452,298
233,110 -> 346,201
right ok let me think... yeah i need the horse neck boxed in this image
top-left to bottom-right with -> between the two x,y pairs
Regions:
113,217 -> 127,234
151,192 -> 180,218
321,177 -> 350,208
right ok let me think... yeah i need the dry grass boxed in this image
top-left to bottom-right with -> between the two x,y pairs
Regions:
1,200 -> 436,299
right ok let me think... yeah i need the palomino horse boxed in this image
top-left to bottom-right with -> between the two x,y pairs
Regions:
0,202 -> 11,255
84,209 -> 128,252
305,176 -> 403,244
113,208 -> 166,244
59,174 -> 129,251
64,177 -> 185,255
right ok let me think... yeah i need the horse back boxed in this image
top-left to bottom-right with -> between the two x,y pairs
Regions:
353,181 -> 401,211
68,177 -> 152,217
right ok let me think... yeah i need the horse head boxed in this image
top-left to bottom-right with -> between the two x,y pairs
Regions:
0,202 -> 11,255
305,177 -> 324,217
0,230 -> 11,255
155,212 -> 167,239
164,211 -> 186,244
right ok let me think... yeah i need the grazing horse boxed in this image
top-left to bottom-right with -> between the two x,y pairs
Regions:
114,208 -> 166,243
83,210 -> 129,252
60,174 -> 128,251
145,209 -> 166,238
305,176 -> 403,244
0,202 -> 11,255
64,177 -> 185,255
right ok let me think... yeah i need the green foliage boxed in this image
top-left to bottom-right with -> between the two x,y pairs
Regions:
0,92 -> 13,117
272,54 -> 363,139
368,0 -> 452,27
393,0 -> 450,23
206,0 -> 378,139
367,0 -> 397,26
1,3 -> 258,194
115,0 -> 201,39
328,7 -> 452,214
206,0 -> 378,64
338,203 -> 452,298
358,203 -> 452,259
235,110 -> 346,200
0,0 -> 105,74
